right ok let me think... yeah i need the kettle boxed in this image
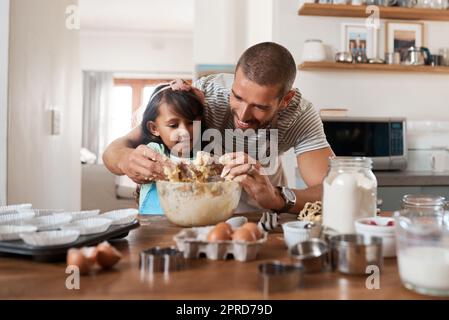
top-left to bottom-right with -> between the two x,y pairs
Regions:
403,46 -> 432,66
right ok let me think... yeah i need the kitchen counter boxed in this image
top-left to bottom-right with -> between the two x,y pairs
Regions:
0,213 -> 436,300
375,170 -> 449,186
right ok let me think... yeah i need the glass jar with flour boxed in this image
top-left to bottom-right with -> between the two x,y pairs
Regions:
322,157 -> 377,234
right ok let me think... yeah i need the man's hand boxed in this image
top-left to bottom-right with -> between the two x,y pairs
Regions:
118,145 -> 172,184
170,79 -> 205,104
221,152 -> 285,211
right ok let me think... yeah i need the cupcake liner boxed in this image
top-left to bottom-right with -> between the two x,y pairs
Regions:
0,210 -> 35,225
101,208 -> 138,225
25,214 -> 73,231
61,217 -> 112,235
0,204 -> 32,214
32,209 -> 65,217
20,230 -> 80,247
0,225 -> 37,241
65,209 -> 100,221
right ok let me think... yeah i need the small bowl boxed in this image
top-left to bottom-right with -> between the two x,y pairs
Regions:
335,51 -> 353,63
355,217 -> 396,258
20,230 -> 80,247
282,221 -> 319,249
289,239 -> 329,273
226,216 -> 248,229
330,234 -> 383,275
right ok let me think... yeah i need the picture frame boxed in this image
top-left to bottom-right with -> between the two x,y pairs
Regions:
341,23 -> 378,59
385,21 -> 424,62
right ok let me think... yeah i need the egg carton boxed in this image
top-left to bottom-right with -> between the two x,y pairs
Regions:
173,226 -> 267,262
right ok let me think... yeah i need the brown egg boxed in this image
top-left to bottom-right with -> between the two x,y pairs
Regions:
232,227 -> 256,242
96,241 -> 122,269
241,222 -> 263,239
215,222 -> 233,235
81,246 -> 98,266
67,248 -> 91,275
207,225 -> 232,242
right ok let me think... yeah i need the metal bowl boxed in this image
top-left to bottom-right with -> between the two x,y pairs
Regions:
156,180 -> 242,227
330,234 -> 383,275
289,238 -> 329,273
258,261 -> 304,294
335,51 -> 353,63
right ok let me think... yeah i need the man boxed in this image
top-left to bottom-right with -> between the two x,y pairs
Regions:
103,42 -> 334,214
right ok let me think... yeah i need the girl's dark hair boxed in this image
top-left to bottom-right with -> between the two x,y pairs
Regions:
140,84 -> 205,146
136,84 -> 205,206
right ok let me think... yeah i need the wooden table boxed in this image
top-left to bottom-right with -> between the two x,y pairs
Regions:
0,213 -> 435,300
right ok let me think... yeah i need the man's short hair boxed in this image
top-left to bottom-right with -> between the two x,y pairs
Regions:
235,42 -> 297,98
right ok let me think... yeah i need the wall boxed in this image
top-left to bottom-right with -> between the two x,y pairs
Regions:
0,0 -> 9,205
194,0 -> 274,65
273,0 -> 449,121
80,30 -> 193,74
8,0 -> 82,210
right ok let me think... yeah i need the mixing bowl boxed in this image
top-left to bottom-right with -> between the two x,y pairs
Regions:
156,180 -> 242,227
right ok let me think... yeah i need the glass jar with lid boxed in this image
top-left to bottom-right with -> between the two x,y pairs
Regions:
322,157 -> 377,234
401,194 -> 448,215
395,205 -> 449,296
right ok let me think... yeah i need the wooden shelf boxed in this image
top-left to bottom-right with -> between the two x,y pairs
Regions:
298,3 -> 449,21
298,61 -> 449,73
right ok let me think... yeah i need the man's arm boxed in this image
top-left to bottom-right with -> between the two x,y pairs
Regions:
276,146 -> 335,213
102,126 -> 142,175
102,126 -> 168,184
222,147 -> 334,214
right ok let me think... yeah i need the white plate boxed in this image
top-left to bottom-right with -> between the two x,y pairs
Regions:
0,225 -> 37,241
0,204 -> 32,213
61,217 -> 112,235
20,230 -> 80,247
25,214 -> 73,231
101,209 -> 138,225
0,210 -> 35,225
65,209 -> 100,221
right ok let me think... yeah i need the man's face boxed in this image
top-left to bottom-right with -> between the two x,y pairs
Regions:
230,68 -> 285,131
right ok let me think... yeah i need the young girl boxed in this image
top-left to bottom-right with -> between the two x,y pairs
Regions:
138,83 -> 205,215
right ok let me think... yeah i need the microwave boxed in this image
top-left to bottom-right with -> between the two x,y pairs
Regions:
322,117 -> 407,171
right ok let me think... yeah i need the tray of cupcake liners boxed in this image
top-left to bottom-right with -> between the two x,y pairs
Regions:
0,204 -> 140,262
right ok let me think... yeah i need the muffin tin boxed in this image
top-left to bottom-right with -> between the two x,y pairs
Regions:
0,207 -> 140,261
173,226 -> 267,262
0,220 -> 139,262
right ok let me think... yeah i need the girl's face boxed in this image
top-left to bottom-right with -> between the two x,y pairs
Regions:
147,102 -> 201,157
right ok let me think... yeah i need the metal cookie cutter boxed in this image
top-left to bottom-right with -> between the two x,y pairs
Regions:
139,246 -> 185,274
258,261 -> 303,296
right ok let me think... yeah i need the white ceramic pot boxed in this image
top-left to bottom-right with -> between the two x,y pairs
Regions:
302,39 -> 326,62
282,221 -> 321,249
355,216 -> 396,258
